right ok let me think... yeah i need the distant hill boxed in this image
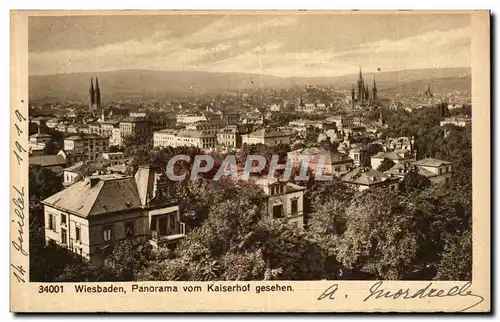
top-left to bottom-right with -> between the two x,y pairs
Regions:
28,67 -> 471,103
380,75 -> 471,99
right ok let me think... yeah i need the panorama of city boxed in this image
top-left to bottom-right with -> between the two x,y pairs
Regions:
28,14 -> 472,282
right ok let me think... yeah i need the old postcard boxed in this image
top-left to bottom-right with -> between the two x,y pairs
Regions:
10,10 -> 490,312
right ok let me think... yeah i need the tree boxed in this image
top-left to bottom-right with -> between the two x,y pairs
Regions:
436,229 -> 472,281
399,168 -> 431,192
29,165 -> 63,208
56,262 -> 114,282
376,158 -> 395,172
42,140 -> 58,155
335,189 -> 420,280
437,102 -> 449,119
104,237 -> 155,281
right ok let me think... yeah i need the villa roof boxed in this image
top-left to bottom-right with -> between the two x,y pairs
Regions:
42,175 -> 142,218
411,158 -> 451,167
342,167 -> 397,186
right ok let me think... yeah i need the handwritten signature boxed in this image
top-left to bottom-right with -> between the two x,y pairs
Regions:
318,281 -> 484,312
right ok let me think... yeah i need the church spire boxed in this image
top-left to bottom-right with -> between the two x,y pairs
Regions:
95,77 -> 101,109
372,77 -> 378,101
351,86 -> 355,108
89,78 -> 95,111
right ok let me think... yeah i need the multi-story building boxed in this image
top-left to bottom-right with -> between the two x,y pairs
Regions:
325,115 -> 354,130
241,128 -> 290,146
254,178 -> 306,229
440,116 -> 471,127
176,114 -> 207,125
62,161 -> 107,187
129,111 -> 148,118
342,167 -> 400,192
29,131 -> 52,154
186,120 -> 228,136
287,147 -> 354,176
119,117 -> 150,139
217,125 -> 250,148
42,165 -> 184,265
59,134 -> 109,164
100,121 -> 119,138
348,147 -> 368,167
385,136 -> 415,151
371,150 -> 416,170
153,129 -> 216,149
101,152 -> 126,166
88,123 -> 101,135
153,129 -> 178,148
384,158 -> 452,185
110,128 -> 122,147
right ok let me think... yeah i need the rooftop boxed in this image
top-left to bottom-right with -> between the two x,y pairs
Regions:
42,174 -> 142,218
29,132 -> 52,138
29,155 -> 66,167
65,134 -> 107,141
411,158 -> 452,168
247,128 -> 290,138
384,163 -> 437,178
342,167 -> 397,186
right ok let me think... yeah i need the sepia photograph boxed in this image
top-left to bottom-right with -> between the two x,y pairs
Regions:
10,9 -> 490,312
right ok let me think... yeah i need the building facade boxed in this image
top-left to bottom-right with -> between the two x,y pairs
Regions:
61,134 -> 110,164
119,117 -> 150,139
153,129 -> 217,149
242,128 -> 290,146
42,166 -> 185,265
255,178 -> 306,229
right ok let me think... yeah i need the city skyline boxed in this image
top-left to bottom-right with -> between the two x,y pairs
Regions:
29,12 -> 471,77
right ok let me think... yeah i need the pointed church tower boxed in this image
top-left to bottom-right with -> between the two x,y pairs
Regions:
89,78 -> 95,111
351,86 -> 356,108
372,78 -> 378,101
95,77 -> 101,110
357,66 -> 364,103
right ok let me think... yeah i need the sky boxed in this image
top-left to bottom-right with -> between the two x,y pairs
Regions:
28,12 -> 471,77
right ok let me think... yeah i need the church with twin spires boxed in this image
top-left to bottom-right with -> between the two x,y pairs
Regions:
351,67 -> 377,107
88,77 -> 102,112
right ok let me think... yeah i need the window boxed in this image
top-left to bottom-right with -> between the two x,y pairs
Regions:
75,227 -> 81,241
335,166 -> 341,172
169,213 -> 176,230
125,221 -> 134,237
354,154 -> 359,161
61,228 -> 67,244
291,199 -> 298,214
103,226 -> 112,242
61,214 -> 67,225
390,185 -> 396,192
49,214 -> 55,230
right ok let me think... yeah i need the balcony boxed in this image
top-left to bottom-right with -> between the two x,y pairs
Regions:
151,222 -> 186,246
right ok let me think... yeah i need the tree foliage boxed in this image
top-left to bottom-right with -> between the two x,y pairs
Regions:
376,158 -> 395,172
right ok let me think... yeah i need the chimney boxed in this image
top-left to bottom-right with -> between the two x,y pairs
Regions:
85,176 -> 100,188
